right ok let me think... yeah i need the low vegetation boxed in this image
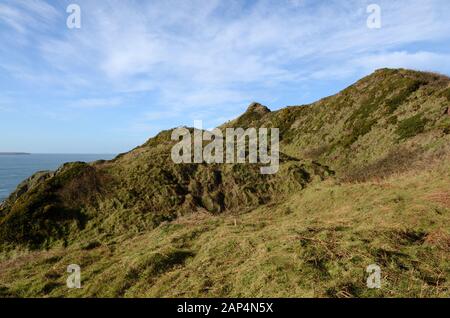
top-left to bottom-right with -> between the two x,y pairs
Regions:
0,158 -> 448,297
396,114 -> 428,140
0,68 -> 449,297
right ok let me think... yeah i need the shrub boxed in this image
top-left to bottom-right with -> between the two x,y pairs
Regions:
386,80 -> 424,113
396,114 -> 427,140
342,119 -> 376,147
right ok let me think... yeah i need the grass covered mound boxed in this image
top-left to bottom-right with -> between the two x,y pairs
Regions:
0,156 -> 448,297
0,68 -> 449,297
0,132 -> 333,249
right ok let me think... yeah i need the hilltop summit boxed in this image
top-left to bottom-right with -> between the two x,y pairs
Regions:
222,102 -> 271,129
245,102 -> 271,115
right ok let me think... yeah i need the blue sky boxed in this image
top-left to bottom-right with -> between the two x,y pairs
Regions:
1,0 -> 450,153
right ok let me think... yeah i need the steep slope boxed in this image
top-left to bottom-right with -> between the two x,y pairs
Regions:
237,69 -> 450,179
0,68 -> 449,297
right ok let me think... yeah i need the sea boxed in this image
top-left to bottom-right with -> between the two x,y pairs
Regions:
0,154 -> 116,202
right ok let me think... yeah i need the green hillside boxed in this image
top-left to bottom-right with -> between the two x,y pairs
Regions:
0,68 -> 449,297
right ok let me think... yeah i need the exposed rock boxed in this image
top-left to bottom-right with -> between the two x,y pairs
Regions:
245,102 -> 271,115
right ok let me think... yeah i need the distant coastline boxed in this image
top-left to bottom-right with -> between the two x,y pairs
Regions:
0,152 -> 31,155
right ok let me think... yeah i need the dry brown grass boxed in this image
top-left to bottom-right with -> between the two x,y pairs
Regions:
426,192 -> 450,209
424,230 -> 450,251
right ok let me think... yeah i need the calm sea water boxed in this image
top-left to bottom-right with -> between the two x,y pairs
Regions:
0,154 -> 115,202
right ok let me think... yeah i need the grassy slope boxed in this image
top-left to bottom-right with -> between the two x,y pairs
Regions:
0,155 -> 449,297
0,68 -> 449,297
269,69 -> 450,175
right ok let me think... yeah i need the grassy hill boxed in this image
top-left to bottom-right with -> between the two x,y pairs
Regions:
0,68 -> 449,297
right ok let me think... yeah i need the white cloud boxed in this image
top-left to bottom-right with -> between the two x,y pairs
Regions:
0,0 -> 59,34
0,3 -> 29,33
15,0 -> 59,22
1,0 -> 450,129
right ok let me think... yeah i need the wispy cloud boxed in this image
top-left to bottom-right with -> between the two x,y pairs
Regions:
4,1 -> 450,88
1,0 -> 450,152
0,0 -> 59,35
68,97 -> 123,109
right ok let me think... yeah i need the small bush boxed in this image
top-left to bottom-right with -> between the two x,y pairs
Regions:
396,114 -> 427,140
386,80 -> 424,113
342,119 -> 376,147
